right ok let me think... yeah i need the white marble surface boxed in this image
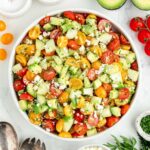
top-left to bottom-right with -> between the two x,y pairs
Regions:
0,0 -> 150,149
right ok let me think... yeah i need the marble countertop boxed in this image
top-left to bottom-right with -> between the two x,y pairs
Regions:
0,0 -> 150,149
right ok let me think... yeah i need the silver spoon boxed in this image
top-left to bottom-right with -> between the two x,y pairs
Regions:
20,138 -> 46,150
0,122 -> 19,150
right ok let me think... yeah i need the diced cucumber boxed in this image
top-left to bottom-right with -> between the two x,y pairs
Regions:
72,21 -> 81,30
45,39 -> 56,53
83,88 -> 93,96
91,96 -> 102,105
12,63 -> 22,73
18,90 -> 24,96
52,56 -> 63,65
79,69 -> 88,80
40,105 -> 48,113
73,52 -> 80,59
82,24 -> 95,35
19,100 -> 28,111
87,51 -> 99,63
86,18 -> 96,25
33,104 -> 41,114
109,90 -> 119,99
69,66 -> 79,75
37,95 -> 46,105
84,77 -> 92,88
43,23 -> 54,31
66,29 -> 77,39
27,83 -> 37,98
69,90 -> 82,99
40,59 -> 49,70
93,78 -> 102,89
61,18 -> 73,33
99,33 -> 112,44
27,56 -> 41,66
29,63 -> 42,74
50,17 -> 64,26
70,98 -> 77,109
51,62 -> 62,74
35,39 -> 45,56
79,45 -> 86,55
110,72 -> 122,83
115,49 -> 129,57
83,102 -> 94,115
101,107 -> 112,118
87,128 -> 97,136
56,47 -> 69,58
63,117 -> 74,132
37,82 -> 49,95
47,99 -> 58,109
115,99 -> 130,106
112,82 -> 124,89
120,58 -> 131,70
126,52 -> 136,64
105,64 -> 120,74
100,74 -> 111,83
111,107 -> 121,117
60,65 -> 69,78
128,69 -> 139,82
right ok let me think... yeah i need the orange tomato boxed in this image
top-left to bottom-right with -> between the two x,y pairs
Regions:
25,70 -> 35,81
92,60 -> 101,70
26,45 -> 35,55
56,119 -> 64,133
95,86 -> 107,98
0,20 -> 6,31
77,31 -> 86,45
28,26 -> 41,40
57,36 -> 68,48
16,54 -> 27,66
28,111 -> 42,125
58,91 -> 69,104
59,132 -> 72,138
1,33 -> 14,45
69,78 -> 83,90
0,48 -> 7,60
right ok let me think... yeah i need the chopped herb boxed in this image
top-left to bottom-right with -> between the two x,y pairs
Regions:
140,115 -> 150,134
138,134 -> 150,150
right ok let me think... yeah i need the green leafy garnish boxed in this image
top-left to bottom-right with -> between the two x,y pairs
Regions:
138,134 -> 150,150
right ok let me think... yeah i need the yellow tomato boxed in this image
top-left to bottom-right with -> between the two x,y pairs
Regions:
77,31 -> 86,45
57,36 -> 68,48
121,45 -> 131,50
90,45 -> 102,57
25,70 -> 35,81
97,118 -> 107,128
95,86 -> 107,98
121,69 -> 128,81
63,105 -> 73,117
28,111 -> 42,125
58,91 -> 69,104
87,14 -> 97,19
92,60 -> 101,70
1,33 -> 14,45
0,20 -> 6,31
80,57 -> 91,69
16,44 -> 28,55
16,54 -> 27,66
59,132 -> 72,138
77,96 -> 85,108
65,57 -> 80,68
69,78 -> 83,90
56,119 -> 64,133
0,48 -> 7,60
28,26 -> 41,40
26,45 -> 36,55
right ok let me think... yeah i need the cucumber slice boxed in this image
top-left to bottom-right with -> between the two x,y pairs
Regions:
97,0 -> 126,10
132,0 -> 150,10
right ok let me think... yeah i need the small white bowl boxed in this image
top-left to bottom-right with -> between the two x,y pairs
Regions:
78,145 -> 109,150
37,0 -> 62,4
136,111 -> 150,141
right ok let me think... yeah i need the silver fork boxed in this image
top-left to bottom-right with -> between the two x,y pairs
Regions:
20,138 -> 46,150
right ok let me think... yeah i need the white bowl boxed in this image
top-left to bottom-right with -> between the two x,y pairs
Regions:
8,8 -> 141,141
78,145 -> 109,150
136,111 -> 150,141
37,0 -> 62,4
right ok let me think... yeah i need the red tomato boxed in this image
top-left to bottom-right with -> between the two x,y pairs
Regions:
42,68 -> 56,81
106,116 -> 119,128
118,88 -> 130,100
97,126 -> 107,132
146,15 -> 150,29
121,104 -> 130,115
23,75 -> 30,85
42,119 -> 56,132
39,16 -> 51,26
130,17 -> 146,32
101,50 -> 114,64
98,19 -> 111,31
87,68 -> 97,81
74,110 -> 84,122
103,83 -> 112,93
144,40 -> 150,56
138,29 -> 150,43
88,113 -> 99,126
113,54 -> 120,62
42,50 -> 55,56
131,61 -> 138,71
50,28 -> 62,41
16,68 -> 27,77
19,92 -> 33,101
13,80 -> 25,92
120,34 -> 129,45
67,40 -> 80,50
63,11 -> 75,20
71,132 -> 81,138
50,84 -> 62,97
75,14 -> 85,25
73,123 -> 87,136
108,39 -> 120,51
110,32 -> 119,40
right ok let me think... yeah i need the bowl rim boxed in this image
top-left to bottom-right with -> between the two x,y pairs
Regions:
8,8 -> 142,142
78,144 -> 109,150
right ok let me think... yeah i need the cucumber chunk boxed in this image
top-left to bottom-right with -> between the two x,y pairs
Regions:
132,0 -> 150,10
111,107 -> 121,117
87,128 -> 97,136
101,106 -> 112,118
19,100 -> 28,111
63,117 -> 74,132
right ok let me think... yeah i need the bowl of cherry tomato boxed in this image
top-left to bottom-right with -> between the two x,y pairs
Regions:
9,9 -> 140,140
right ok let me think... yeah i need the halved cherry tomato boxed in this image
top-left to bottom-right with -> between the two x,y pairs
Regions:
103,83 -> 112,93
0,20 -> 6,31
16,68 -> 27,77
71,132 -> 81,138
95,86 -> 107,98
74,109 -> 84,122
73,123 -> 87,136
120,34 -> 129,45
87,68 -> 97,81
42,50 -> 55,56
108,39 -> 120,51
106,116 -> 119,128
110,32 -> 119,40
1,33 -> 14,45
144,40 -> 150,56
146,15 -> 150,29
13,80 -> 25,92
28,26 -> 41,40
42,119 -> 56,132
63,11 -> 75,20
41,68 -> 56,81
19,92 -> 33,101
121,104 -> 130,115
138,29 -> 150,44
118,88 -> 130,100
101,50 -> 114,64
67,40 -> 80,50
75,14 -> 85,25
113,54 -> 120,62
39,16 -> 51,26
25,70 -> 35,81
131,61 -> 138,71
98,19 -> 111,31
28,112 -> 42,125
88,112 -> 99,126
50,84 -> 62,97
50,28 -> 62,41
0,48 -> 7,60
23,75 -> 30,85
57,36 -> 68,48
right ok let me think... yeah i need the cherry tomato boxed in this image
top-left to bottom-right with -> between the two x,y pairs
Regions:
1,33 -> 14,45
63,11 -> 75,20
121,104 -> 130,115
146,15 -> 150,29
130,17 -> 146,31
0,48 -> 7,60
19,92 -> 33,101
131,61 -> 138,71
74,109 -> 84,122
42,50 -> 55,56
75,14 -> 85,25
110,32 -> 119,40
87,68 -> 97,81
144,40 -> 150,56
101,50 -> 114,64
138,29 -> 150,44
108,39 -> 120,51
73,123 -> 87,136
106,116 -> 119,128
88,113 -> 99,126
22,75 -> 30,85
13,80 -> 25,92
113,54 -> 120,62
0,20 -> 6,31
118,88 -> 130,100
98,19 -> 111,31
16,68 -> 27,77
67,40 -> 80,50
39,16 -> 51,26
50,84 -> 62,97
42,119 -> 56,132
71,132 -> 81,138
97,126 -> 107,132
103,83 -> 112,93
42,68 -> 56,81
28,26 -> 41,40
50,28 -> 62,41
120,34 -> 129,45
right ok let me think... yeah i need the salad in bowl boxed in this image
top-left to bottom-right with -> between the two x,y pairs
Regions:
11,10 -> 139,139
